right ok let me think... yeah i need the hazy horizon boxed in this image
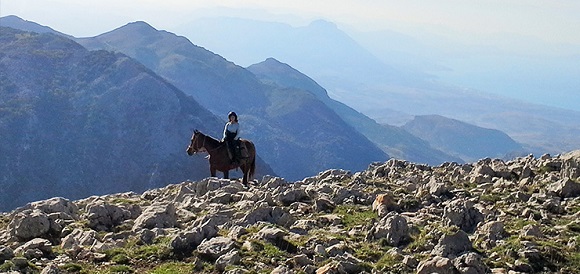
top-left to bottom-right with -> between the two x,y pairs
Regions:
2,0 -> 580,111
3,0 -> 580,44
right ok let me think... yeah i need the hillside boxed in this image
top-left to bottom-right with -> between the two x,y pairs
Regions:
1,151 -> 579,273
247,58 -> 461,165
0,27 -> 273,211
403,115 -> 525,162
73,21 -> 388,180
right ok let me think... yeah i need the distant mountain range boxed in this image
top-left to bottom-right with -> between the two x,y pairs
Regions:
173,16 -> 580,156
403,115 -> 524,162
0,16 -> 545,210
247,58 -> 460,164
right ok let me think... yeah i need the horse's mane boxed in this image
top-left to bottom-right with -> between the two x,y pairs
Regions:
198,131 -> 221,144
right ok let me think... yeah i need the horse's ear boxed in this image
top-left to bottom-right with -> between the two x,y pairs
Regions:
194,129 -> 199,134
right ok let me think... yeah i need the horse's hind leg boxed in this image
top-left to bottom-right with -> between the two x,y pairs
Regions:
241,165 -> 248,187
223,170 -> 229,179
210,167 -> 217,178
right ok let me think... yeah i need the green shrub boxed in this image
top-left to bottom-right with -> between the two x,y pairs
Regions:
0,261 -> 15,272
333,205 -> 377,229
63,263 -> 83,272
108,265 -> 133,273
149,262 -> 195,274
112,254 -> 131,265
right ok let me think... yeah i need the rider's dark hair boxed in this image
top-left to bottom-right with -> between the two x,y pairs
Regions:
228,111 -> 238,122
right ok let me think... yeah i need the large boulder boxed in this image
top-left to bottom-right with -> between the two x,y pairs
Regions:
60,229 -> 100,250
277,189 -> 310,206
548,178 -> 580,198
443,199 -> 484,233
133,203 -> 176,230
215,249 -> 241,272
196,236 -> 236,261
170,218 -> 219,253
425,177 -> 450,196
417,256 -> 460,274
474,221 -> 507,249
432,230 -> 473,258
86,202 -> 135,231
8,209 -> 50,241
241,206 -> 295,227
372,192 -> 398,217
367,213 -> 410,246
452,252 -> 489,274
0,245 -> 14,262
13,238 -> 52,259
561,150 -> 580,180
19,197 -> 79,220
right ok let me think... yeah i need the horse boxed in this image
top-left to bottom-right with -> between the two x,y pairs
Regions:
186,130 -> 256,186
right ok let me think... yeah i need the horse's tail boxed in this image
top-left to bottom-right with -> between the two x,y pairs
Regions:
249,152 -> 256,181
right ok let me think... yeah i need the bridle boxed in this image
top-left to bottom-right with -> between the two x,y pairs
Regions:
188,131 -> 227,154
189,133 -> 207,154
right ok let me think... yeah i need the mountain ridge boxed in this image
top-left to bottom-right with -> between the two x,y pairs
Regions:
403,115 -> 525,162
0,26 -> 274,211
247,58 -> 463,165
73,19 -> 389,180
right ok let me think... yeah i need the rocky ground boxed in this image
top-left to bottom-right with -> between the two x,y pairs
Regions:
1,151 -> 580,274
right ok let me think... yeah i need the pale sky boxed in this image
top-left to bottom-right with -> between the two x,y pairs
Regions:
2,0 -> 580,45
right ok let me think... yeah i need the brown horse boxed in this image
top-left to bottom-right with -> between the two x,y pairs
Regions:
186,130 -> 256,186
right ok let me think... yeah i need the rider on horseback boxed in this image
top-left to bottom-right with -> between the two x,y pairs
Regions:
223,111 -> 240,164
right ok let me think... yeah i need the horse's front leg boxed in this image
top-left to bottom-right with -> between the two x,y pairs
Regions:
223,170 -> 229,179
242,173 -> 248,187
210,166 -> 217,178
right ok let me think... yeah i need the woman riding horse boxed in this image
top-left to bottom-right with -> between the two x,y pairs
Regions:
223,111 -> 240,164
186,129 -> 256,187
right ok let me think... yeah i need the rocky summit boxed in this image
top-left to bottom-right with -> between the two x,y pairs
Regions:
1,151 -> 580,274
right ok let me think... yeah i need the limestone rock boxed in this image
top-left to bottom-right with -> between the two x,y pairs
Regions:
475,221 -> 506,249
14,238 -> 52,259
170,219 -> 218,253
9,210 -> 50,240
60,229 -> 100,250
417,256 -> 460,274
215,249 -> 241,271
368,213 -> 410,246
452,252 -> 489,274
561,150 -> 580,179
432,230 -> 472,258
314,198 -> 336,213
133,203 -> 176,230
372,192 -> 398,217
548,177 -> 580,198
444,199 -> 484,233
277,189 -> 310,206
196,236 -> 235,261
0,245 -> 14,262
86,202 -> 134,231
242,206 -> 295,227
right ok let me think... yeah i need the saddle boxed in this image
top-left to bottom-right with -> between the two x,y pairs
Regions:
225,140 -> 249,161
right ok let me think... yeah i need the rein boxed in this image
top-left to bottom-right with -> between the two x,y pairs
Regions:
195,134 -> 225,154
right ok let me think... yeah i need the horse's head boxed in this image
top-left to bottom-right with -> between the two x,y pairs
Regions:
186,130 -> 207,155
